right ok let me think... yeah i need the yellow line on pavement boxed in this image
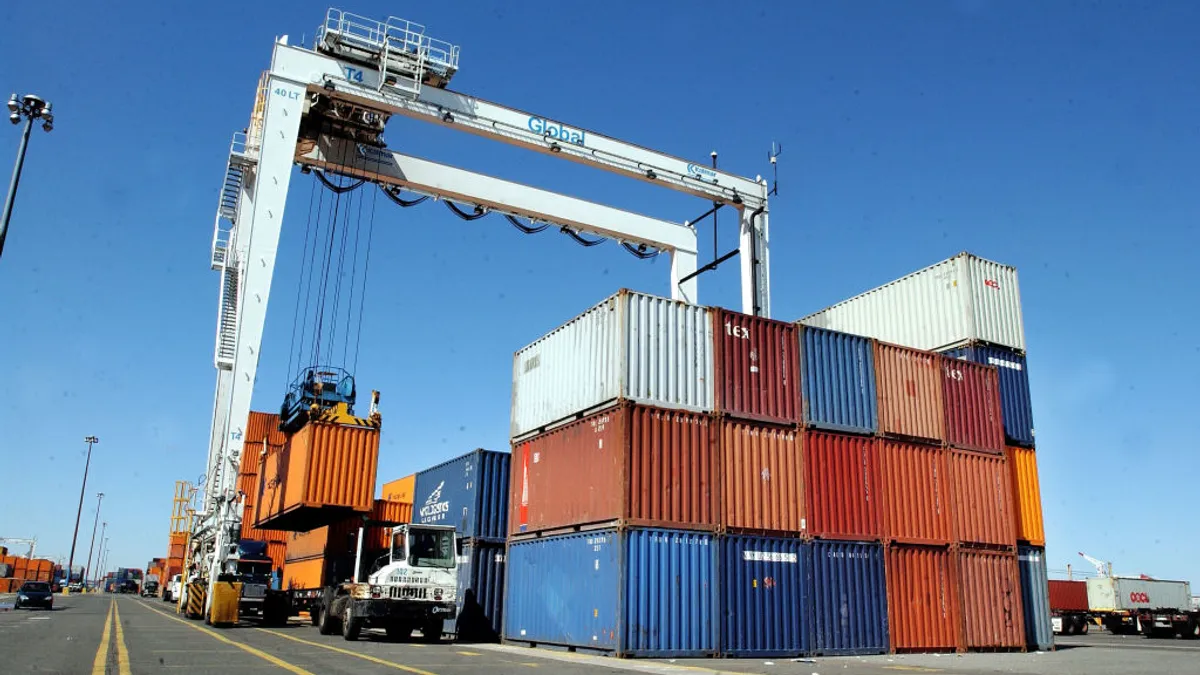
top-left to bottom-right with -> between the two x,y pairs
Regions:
91,600 -> 114,675
257,628 -> 441,675
138,600 -> 316,675
113,600 -> 133,675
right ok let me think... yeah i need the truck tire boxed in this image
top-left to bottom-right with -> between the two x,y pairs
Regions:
1077,617 -> 1089,635
317,603 -> 340,635
421,620 -> 443,643
1062,618 -> 1075,636
341,606 -> 362,641
386,623 -> 412,641
309,607 -> 320,626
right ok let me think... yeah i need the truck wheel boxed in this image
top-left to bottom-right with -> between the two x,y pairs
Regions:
309,607 -> 320,626
421,620 -> 443,643
386,623 -> 412,641
1189,617 -> 1200,640
317,604 -> 340,635
341,609 -> 362,641
1062,618 -> 1075,636
1077,617 -> 1089,635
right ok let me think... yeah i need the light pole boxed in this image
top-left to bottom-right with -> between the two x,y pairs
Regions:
2,93 -> 54,260
67,436 -> 98,585
91,522 -> 107,589
97,539 -> 109,590
83,493 -> 104,586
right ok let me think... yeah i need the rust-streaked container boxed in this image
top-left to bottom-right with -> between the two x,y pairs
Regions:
879,441 -> 951,545
510,403 -> 715,535
1005,446 -> 1045,546
875,342 -> 945,442
886,544 -> 963,652
942,358 -> 1004,453
805,430 -> 881,541
713,308 -> 800,424
721,419 -> 805,535
1047,580 -> 1088,612
956,548 -> 1026,649
381,474 -> 415,503
948,449 -> 1016,548
255,421 -> 379,531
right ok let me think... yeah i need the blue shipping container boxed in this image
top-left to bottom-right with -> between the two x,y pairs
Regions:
1017,546 -> 1054,651
811,540 -> 888,655
505,528 -> 716,657
412,449 -> 510,541
721,535 -> 813,657
941,344 -> 1034,446
799,326 -> 878,434
448,539 -> 506,642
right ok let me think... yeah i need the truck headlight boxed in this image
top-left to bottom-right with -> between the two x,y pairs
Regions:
370,585 -> 383,599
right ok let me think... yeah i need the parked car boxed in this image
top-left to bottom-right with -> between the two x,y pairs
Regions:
163,574 -> 182,603
15,582 -> 54,610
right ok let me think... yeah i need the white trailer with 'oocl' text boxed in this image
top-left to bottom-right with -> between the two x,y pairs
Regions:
1087,577 -> 1199,638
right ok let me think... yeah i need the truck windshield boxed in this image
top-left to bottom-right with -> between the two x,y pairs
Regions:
408,529 -> 454,568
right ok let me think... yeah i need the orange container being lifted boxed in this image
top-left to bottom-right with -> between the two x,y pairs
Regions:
875,342 -> 945,442
879,440 -> 952,545
720,418 -> 805,535
1005,446 -> 1045,546
255,421 -> 379,531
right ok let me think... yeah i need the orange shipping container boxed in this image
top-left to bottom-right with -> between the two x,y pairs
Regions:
721,419 -> 805,535
879,441 -> 952,545
242,412 -> 287,474
369,499 -> 413,526
267,541 -> 287,570
886,544 -> 963,652
948,449 -> 1016,548
240,503 -> 289,543
255,421 -> 379,531
804,430 -> 881,540
1005,446 -> 1045,546
168,532 -> 188,560
283,557 -> 334,591
875,342 -> 945,442
955,548 -> 1025,649
238,473 -> 259,506
381,474 -> 415,503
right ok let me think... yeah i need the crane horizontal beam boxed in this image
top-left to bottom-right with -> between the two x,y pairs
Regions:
269,41 -> 766,209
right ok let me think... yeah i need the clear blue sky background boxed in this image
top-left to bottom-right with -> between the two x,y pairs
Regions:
1,2 -> 1196,584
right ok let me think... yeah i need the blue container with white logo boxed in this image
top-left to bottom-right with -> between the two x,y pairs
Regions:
941,344 -> 1034,446
412,449 -> 510,542
799,326 -> 878,434
810,540 -> 888,655
447,539 -> 506,642
721,535 -> 813,657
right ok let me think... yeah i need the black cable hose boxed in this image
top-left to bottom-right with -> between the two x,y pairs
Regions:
314,170 -> 366,194
622,242 -> 660,259
504,214 -> 549,234
562,227 -> 604,247
380,186 -> 428,207
444,200 -> 488,220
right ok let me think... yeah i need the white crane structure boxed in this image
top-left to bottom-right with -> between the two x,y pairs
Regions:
0,537 -> 37,559
195,8 -> 774,613
1079,551 -> 1113,578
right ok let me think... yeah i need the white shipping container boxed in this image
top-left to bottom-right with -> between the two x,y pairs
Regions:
800,252 -> 1026,352
510,289 -> 714,440
1086,577 -> 1193,612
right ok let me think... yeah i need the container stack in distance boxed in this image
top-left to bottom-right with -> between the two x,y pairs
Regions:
801,251 -> 1049,652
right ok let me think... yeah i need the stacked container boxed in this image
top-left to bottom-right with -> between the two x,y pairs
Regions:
412,448 -> 510,641
237,411 -> 289,570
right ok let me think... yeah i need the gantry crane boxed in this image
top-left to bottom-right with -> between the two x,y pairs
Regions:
0,537 -> 37,559
194,8 -> 774,615
1079,551 -> 1113,578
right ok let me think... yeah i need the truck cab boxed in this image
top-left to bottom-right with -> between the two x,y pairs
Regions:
317,523 -> 457,642
225,539 -> 289,625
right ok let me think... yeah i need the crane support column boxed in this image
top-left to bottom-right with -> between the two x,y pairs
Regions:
739,200 -> 770,317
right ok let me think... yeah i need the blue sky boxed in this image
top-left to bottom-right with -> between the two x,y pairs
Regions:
1,2 -> 1196,583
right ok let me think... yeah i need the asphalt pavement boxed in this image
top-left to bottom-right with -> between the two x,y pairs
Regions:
0,594 -> 1196,674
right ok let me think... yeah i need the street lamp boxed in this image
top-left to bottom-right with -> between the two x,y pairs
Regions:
89,519 -> 107,589
67,436 -> 98,584
83,493 -> 104,587
1,93 -> 54,260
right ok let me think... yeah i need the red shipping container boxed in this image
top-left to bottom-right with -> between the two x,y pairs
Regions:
713,309 -> 800,424
510,403 -> 715,535
941,358 -> 1004,453
1048,580 -> 1089,613
956,548 -> 1025,649
886,544 -> 963,652
948,449 -> 1016,548
879,441 -> 952,545
805,430 -> 881,540
721,419 -> 805,535
875,342 -> 945,442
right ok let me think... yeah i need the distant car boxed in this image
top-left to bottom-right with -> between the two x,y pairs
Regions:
67,583 -> 84,593
15,582 -> 54,610
164,574 -> 182,603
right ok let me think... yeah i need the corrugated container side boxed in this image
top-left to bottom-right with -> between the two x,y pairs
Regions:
799,326 -> 878,434
1017,546 -> 1054,651
510,404 -> 715,535
948,449 -> 1016,549
504,528 -> 715,657
941,345 -> 1034,447
721,420 -> 805,535
452,539 -> 506,642
800,253 -> 1026,352
875,343 -> 945,442
413,449 -> 510,541
805,431 -> 881,541
510,290 -> 714,439
1047,580 -> 1088,613
240,503 -> 288,543
885,545 -> 963,652
1085,577 -> 1193,612
811,540 -> 888,655
242,411 -> 287,473
267,542 -> 287,571
720,535 -> 813,657
1005,447 -> 1045,546
370,499 -> 413,526
381,474 -> 416,503
941,358 -> 1004,453
713,309 -> 800,424
879,441 -> 951,545
282,557 -> 328,591
956,548 -> 1025,648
